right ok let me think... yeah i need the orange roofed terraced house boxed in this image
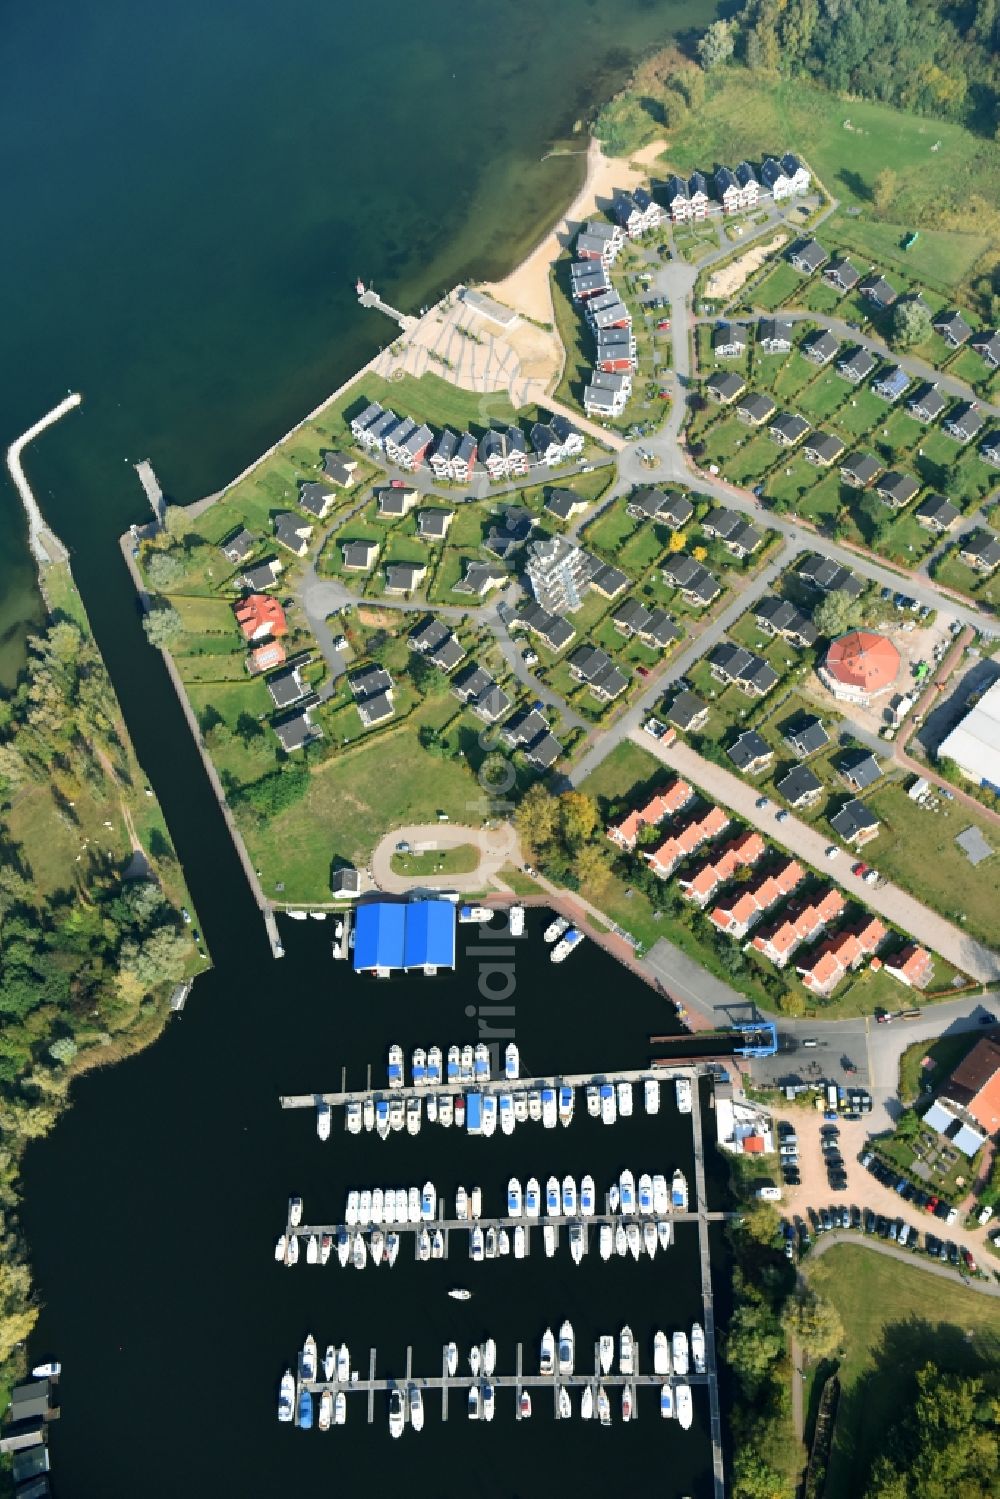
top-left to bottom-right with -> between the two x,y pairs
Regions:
234,593 -> 288,642
679,830 -> 767,907
709,858 -> 805,939
885,941 -> 935,989
606,779 -> 694,851
819,629 -> 900,706
748,887 -> 847,968
796,916 -> 888,997
644,804 -> 730,878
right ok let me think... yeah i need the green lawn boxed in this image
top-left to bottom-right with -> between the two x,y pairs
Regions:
390,843 -> 480,877
578,738 -> 662,809
898,1029 -> 984,1106
805,1245 -> 1000,1499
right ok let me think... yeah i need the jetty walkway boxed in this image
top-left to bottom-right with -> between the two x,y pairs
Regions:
690,1081 -> 725,1499
358,286 -> 417,332
6,394 -> 81,568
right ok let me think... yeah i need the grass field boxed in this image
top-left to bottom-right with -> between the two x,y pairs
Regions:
898,1029 -> 984,1105
805,1245 -> 1000,1499
390,843 -> 480,877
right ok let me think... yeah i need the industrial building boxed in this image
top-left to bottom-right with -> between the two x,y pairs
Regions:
937,678 -> 1000,793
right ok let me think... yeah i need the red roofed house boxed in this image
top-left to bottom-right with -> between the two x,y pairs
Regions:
709,859 -> 805,939
235,593 -> 288,642
749,887 -> 846,968
885,942 -> 934,989
607,779 -> 694,851
645,805 -> 729,878
679,830 -> 767,907
796,917 -> 888,997
247,639 -> 287,674
818,629 -> 900,706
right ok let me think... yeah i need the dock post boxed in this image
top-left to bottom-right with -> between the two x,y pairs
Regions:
368,1349 -> 376,1424
442,1345 -> 449,1422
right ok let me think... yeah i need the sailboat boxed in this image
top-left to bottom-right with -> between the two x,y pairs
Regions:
599,1335 -> 614,1375
539,1327 -> 555,1375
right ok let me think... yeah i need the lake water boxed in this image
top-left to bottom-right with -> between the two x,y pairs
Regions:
3,0 -> 733,1490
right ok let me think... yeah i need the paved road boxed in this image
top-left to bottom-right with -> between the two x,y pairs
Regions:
625,729 -> 1000,984
370,822 -> 523,894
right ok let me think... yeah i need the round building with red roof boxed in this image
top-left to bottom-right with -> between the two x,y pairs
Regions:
819,629 -> 900,704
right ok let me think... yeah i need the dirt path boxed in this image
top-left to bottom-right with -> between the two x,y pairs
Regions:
370,822 -> 523,894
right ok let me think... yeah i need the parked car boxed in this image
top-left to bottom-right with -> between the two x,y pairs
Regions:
978,1205 -> 994,1225
963,1249 -> 977,1272
926,1195 -> 939,1214
864,1209 -> 876,1234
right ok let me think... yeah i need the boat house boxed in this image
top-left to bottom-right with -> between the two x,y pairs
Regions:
352,900 -> 457,977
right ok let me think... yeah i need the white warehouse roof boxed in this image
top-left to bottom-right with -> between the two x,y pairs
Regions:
938,678 -> 1000,790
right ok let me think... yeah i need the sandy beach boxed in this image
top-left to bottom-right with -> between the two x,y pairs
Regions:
478,136 -> 667,324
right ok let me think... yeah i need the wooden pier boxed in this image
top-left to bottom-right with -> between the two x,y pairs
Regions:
690,1081 -> 726,1499
134,459 -> 166,528
357,285 -> 417,332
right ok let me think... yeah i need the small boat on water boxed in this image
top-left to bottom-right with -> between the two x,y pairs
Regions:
470,1345 -> 482,1377
671,1169 -> 689,1212
274,1233 -> 287,1263
440,1094 -> 454,1128
453,1095 -> 464,1128
544,1223 -> 556,1257
417,1227 -> 431,1262
358,1189 -> 372,1227
653,1331 -> 671,1376
540,1327 -> 556,1376
676,1382 -> 693,1431
336,1227 -> 350,1267
644,1077 -> 660,1115
620,1169 -> 635,1215
508,1177 -> 523,1218
551,929 -> 580,963
456,1185 -> 469,1220
599,1223 -> 613,1260
460,905 -> 492,924
519,1390 -> 532,1420
660,1383 -> 674,1420
543,916 -> 569,943
644,1221 -> 658,1258
371,1187 -> 384,1224
569,1222 -> 584,1264
388,1098 -> 405,1133
447,1045 -> 460,1081
306,1234 -> 319,1265
657,1220 -> 672,1252
431,1228 -> 445,1259
619,1325 -> 634,1376
334,1392 -> 346,1426
319,1391 -> 333,1431
289,1196 -> 303,1228
474,1042 -> 490,1081
301,1335 -> 318,1382
626,1222 -> 642,1260
615,1224 -> 627,1257
309,911 -> 326,921
387,1044 -> 403,1088
581,1385 -> 593,1420
427,1094 -> 438,1124
528,1089 -> 542,1122
297,1389 -> 314,1429
285,1234 -> 299,1268
499,1093 -> 515,1135
513,1090 -> 528,1123
317,1102 -> 332,1141
287,910 -> 308,921
586,1085 -> 601,1117
672,1330 -> 690,1377
581,1174 -> 595,1217
369,1229 -> 384,1266
386,1231 -> 400,1267
597,1385 -> 611,1426
514,1224 -> 526,1258
363,1098 -> 375,1132
559,1085 -> 574,1126
482,1383 -> 495,1423
470,1227 -> 485,1262
562,1175 -> 577,1217
485,1226 -> 498,1258
509,904 -> 525,937
541,1088 -> 557,1129
446,1342 -> 459,1375
622,1386 -> 633,1423
525,1177 -> 541,1219
609,1183 -> 620,1213
617,1080 -> 633,1118
278,1370 -> 295,1422
676,1077 -> 693,1115
412,1046 -> 427,1086
599,1334 -> 614,1375
388,1388 -> 404,1439
375,1099 -> 390,1139
558,1387 -> 571,1420
638,1173 -> 653,1216
691,1323 -> 706,1375
447,1289 -> 471,1303
483,1338 -> 497,1376
460,1045 -> 474,1081
600,1083 -> 616,1126
471,1186 -> 482,1220
482,1095 -> 497,1137
352,1234 -> 367,1270
428,1046 -> 443,1085
409,1386 -> 424,1432
505,1041 -> 520,1080
409,1187 -> 421,1224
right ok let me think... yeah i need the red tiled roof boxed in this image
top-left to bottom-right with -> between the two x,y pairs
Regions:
824,630 -> 899,692
247,640 -> 287,673
887,942 -> 934,985
235,593 -> 288,641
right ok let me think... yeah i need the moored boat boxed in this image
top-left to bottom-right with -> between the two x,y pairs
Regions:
653,1330 -> 671,1375
519,1390 -> 532,1420
351,1233 -> 367,1270
421,1181 -> 437,1220
541,1088 -> 557,1129
540,1327 -> 555,1375
482,1095 -> 497,1137
528,1089 -> 542,1122
471,1186 -> 482,1220
417,1227 -> 431,1262
600,1083 -> 616,1125
543,916 -> 568,943
334,1392 -> 346,1425
505,1041 -> 520,1079
409,1385 -> 424,1432
546,1175 -> 560,1216
619,1324 -> 634,1376
657,1220 -> 672,1252
691,1322 -> 706,1375
319,1391 -> 333,1431
513,1090 -> 528,1122
620,1169 -> 635,1214
586,1085 -> 601,1117
274,1233 -> 287,1263
671,1169 -> 689,1212
364,1098 -> 375,1132
412,1046 -> 427,1086
375,1099 -> 390,1139
558,1387 -> 571,1419
675,1077 -> 693,1115
543,1223 -> 556,1257
336,1227 -> 350,1267
672,1330 -> 690,1376
470,1226 -> 484,1262
622,1385 -> 633,1423
559,1085 -> 574,1125
388,1098 -> 404,1133
499,1093 -> 515,1135
460,1045 -> 474,1081
599,1222 -> 613,1260
406,1097 -> 422,1135
317,1102 -> 332,1141
653,1173 -> 669,1216
525,1177 -> 541,1219
447,1289 -> 471,1303
468,1384 -> 480,1421
289,1196 -> 303,1228
453,1095 -> 464,1128
562,1174 -> 577,1216
297,1389 -> 314,1429
597,1385 -> 611,1425
558,1325 -> 574,1376
508,1177 -> 523,1218
474,1042 -> 490,1080
483,1337 -> 496,1376
569,1222 -> 584,1264
428,1045 -> 443,1085
660,1383 -> 674,1419
615,1224 -> 627,1257
617,1080 -> 633,1117
300,1334 -> 317,1382
470,1344 -> 482,1376
638,1172 -> 653,1215
447,1044 -> 460,1081
306,1234 -> 319,1265
285,1234 -> 299,1268
581,1174 -> 595,1217
278,1370 -> 295,1423
427,1094 -> 438,1124
509,904 -> 525,937
676,1382 -> 693,1431
456,1185 -> 469,1220
626,1222 -> 642,1259
386,1231 -> 400,1267
599,1334 -> 614,1375
440,1094 -> 454,1128
643,1221 -> 658,1258
371,1187 -> 384,1224
446,1341 -> 458,1375
581,1385 -> 593,1420
644,1077 -> 660,1115
370,1229 -> 384,1265
337,1342 -> 350,1383
358,1189 -> 372,1226
482,1382 -> 495,1423
388,1388 -> 404,1439
431,1228 -> 444,1259
387,1044 -> 403,1088
514,1224 -> 526,1258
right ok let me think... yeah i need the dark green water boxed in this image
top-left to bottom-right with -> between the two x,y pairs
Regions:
2,0 -> 731,1490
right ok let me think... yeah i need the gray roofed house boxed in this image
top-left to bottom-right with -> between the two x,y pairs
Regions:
803,431 -> 845,466
714,164 -> 740,209
800,555 -> 863,596
981,431 -> 1000,467
266,664 -> 309,709
735,160 -> 758,195
758,318 -> 794,353
331,866 -> 362,897
417,507 -> 455,540
804,330 -> 840,365
274,708 -> 321,753
9,1383 -> 52,1424
480,425 -> 529,479
472,684 -> 512,724
788,238 -> 828,274
454,559 -> 507,596
665,689 -> 709,732
273,513 -> 313,556
220,527 -> 255,564
784,713 -> 829,757
322,453 -> 358,486
932,310 -> 972,348
777,763 -> 824,807
945,402 -> 984,442
298,481 -> 335,520
362,408 -> 403,450
241,557 -> 283,591
873,366 -> 911,402
589,562 -> 629,598
770,411 -> 810,446
840,451 -> 881,488
712,323 -> 748,357
703,505 -> 754,547
824,256 -> 860,292
516,602 -> 576,652
837,748 -> 882,790
584,372 -> 630,417
626,487 -> 694,527
907,383 -> 947,423
960,529 -> 1000,574
408,617 -> 465,671
736,391 -> 777,426
524,730 -> 562,770
544,488 -> 589,522
356,690 -> 395,727
971,329 -> 1000,368
375,485 -> 418,517
662,554 -> 721,605
568,643 -> 629,701
349,399 -> 384,442
860,274 -> 897,309
754,595 -> 817,647
342,538 -> 379,572
611,597 -> 680,649
349,664 -> 392,699
385,560 -> 427,594
707,370 -> 746,404
830,797 -> 880,846
708,641 -> 778,696
915,493 -> 959,533
728,729 -> 773,775
875,471 -> 920,509
388,421 -> 435,470
501,706 -> 549,748
837,346 -> 877,384
452,662 -> 493,703
485,504 -> 535,560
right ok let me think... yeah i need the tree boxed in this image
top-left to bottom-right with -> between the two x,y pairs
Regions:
724,1301 -> 785,1395
891,297 -> 932,349
871,167 -> 898,213
573,842 -> 607,889
784,1289 -> 844,1360
668,530 -> 687,553
813,587 -> 863,638
778,988 -> 806,1017
514,783 -> 559,854
697,18 -> 735,69
418,726 -> 448,759
118,924 -> 189,990
737,1200 -> 781,1247
142,600 -> 183,649
732,1448 -> 785,1499
409,655 -> 446,694
693,545 -> 708,562
558,791 -> 600,847
145,550 -> 183,590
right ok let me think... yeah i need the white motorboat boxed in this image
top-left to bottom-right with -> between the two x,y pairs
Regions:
370,1229 -> 385,1265
541,1088 -> 557,1129
691,1323 -> 706,1375
453,1096 -> 464,1128
482,1095 -> 498,1137
336,1227 -> 350,1267
643,1221 -> 658,1258
388,1044 -> 403,1088
652,1173 -> 669,1216
448,1289 -> 471,1303
609,1184 -> 620,1213
482,1383 -> 495,1423
287,910 -> 308,921
676,1383 -> 693,1431
358,1189 -> 372,1227
483,1338 -> 496,1376
622,1385 -> 633,1423
278,1370 -> 295,1423
470,1227 -> 485,1262
447,1044 -> 460,1082
412,1046 -> 427,1086
375,1100 -> 390,1139
557,1326 -> 574,1381
431,1229 -> 445,1259
318,1102 -> 333,1140
409,1386 -> 424,1432
615,1224 -> 627,1257
580,1174 -> 595,1217
427,1094 -> 438,1124
388,1098 -> 405,1133
371,1187 -> 384,1224
528,1090 -> 542,1123
461,905 -> 492,924
388,1388 -> 404,1439
543,1224 -> 556,1258
626,1222 -> 642,1260
514,1224 -> 526,1258
586,1085 -> 601,1117
513,1090 -> 528,1123
352,1234 -> 367,1270
345,1100 -> 362,1135
386,1231 -> 400,1267
319,1233 -> 332,1265
638,1173 -> 654,1215
460,1045 -> 474,1081
470,1345 -> 482,1377
439,1094 -> 454,1128
417,1228 -> 431,1262
485,1226 -> 498,1258
558,1386 -> 572,1419
617,1080 -> 633,1118
672,1330 -> 690,1376
324,1343 -> 336,1381
619,1326 -> 634,1376
581,1385 -> 594,1420
653,1331 -> 671,1375
619,1169 -> 635,1214
559,1085 -> 574,1126
456,1185 -> 469,1221
569,1222 -> 584,1265
446,1342 -> 458,1376
599,1335 -> 614,1375
382,1188 -> 394,1223
671,1169 -> 689,1212
657,1220 -> 672,1252
509,904 -> 525,937
675,1077 -> 693,1115
546,1175 -> 560,1216
599,1223 -> 613,1260
334,1392 -> 346,1426
519,1390 -> 532,1420
427,1045 -> 443,1085
508,1177 -> 523,1218
471,1186 -> 482,1220
544,916 -> 569,943
597,1385 -> 611,1425
644,1077 -> 660,1115
539,1327 -> 555,1375
309,911 -> 326,921
274,1233 -> 287,1263
406,1097 -> 422,1135
300,1334 -> 317,1382
421,1181 -> 436,1220
499,1093 -> 515,1135
285,1235 -> 299,1268
474,1042 -> 490,1081
319,1391 -> 333,1431
289,1196 -> 303,1228
562,1175 -> 577,1217
525,1177 -> 541,1219
505,1041 -> 520,1079
600,1083 -> 616,1125
468,1385 -> 480,1421
363,1098 -> 375,1132
660,1383 -> 674,1419
550,936 -> 572,962
306,1234 -> 319,1265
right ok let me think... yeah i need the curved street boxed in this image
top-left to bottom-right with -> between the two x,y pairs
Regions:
370,821 -> 523,894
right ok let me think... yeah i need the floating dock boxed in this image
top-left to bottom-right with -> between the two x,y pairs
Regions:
134,459 -> 166,528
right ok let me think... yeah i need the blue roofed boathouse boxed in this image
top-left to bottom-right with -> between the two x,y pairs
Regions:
353,899 -> 457,976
